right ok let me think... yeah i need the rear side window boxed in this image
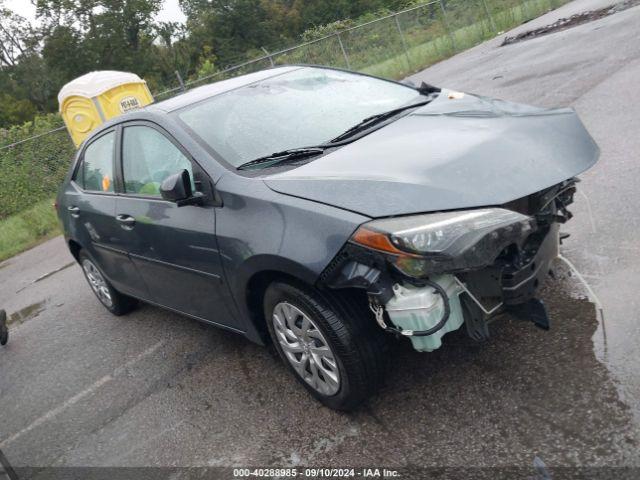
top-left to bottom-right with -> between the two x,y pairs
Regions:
122,125 -> 194,197
78,132 -> 115,193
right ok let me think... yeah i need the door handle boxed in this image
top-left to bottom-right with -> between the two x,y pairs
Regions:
116,214 -> 136,229
68,206 -> 80,218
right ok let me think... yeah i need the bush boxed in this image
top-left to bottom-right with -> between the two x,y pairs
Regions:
0,114 -> 75,219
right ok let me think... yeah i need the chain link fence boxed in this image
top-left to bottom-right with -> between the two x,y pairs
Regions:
0,0 -> 571,223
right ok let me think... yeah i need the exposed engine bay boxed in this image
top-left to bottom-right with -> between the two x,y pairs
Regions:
320,178 -> 577,352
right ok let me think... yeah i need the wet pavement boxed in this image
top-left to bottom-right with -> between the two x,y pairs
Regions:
501,0 -> 640,45
409,0 -> 640,440
1,0 -> 640,476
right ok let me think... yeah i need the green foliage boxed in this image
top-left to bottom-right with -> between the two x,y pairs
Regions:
193,46 -> 218,80
0,114 -> 74,219
196,58 -> 218,79
300,20 -> 357,42
0,94 -> 37,127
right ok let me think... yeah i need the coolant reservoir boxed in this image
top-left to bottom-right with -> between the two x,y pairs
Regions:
385,275 -> 464,352
58,71 -> 154,147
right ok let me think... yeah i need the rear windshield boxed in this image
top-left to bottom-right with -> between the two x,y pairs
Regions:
176,67 -> 421,168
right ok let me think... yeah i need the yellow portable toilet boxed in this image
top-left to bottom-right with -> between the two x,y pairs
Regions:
58,71 -> 154,147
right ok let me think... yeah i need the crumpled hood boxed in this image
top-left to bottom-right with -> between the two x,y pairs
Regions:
263,91 -> 599,218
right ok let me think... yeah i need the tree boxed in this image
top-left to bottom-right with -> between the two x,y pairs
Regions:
179,0 -> 411,66
0,3 -> 37,68
13,53 -> 55,111
152,22 -> 194,86
182,0 -> 284,66
0,93 -> 37,128
42,25 -> 88,87
35,0 -> 163,70
0,0 -> 419,128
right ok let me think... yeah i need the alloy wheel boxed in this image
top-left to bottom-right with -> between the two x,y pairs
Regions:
272,302 -> 340,396
82,259 -> 113,308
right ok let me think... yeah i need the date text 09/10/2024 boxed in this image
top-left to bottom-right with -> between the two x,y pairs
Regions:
232,467 -> 400,478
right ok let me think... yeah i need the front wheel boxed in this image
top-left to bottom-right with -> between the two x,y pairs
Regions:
264,282 -> 386,411
79,251 -> 137,316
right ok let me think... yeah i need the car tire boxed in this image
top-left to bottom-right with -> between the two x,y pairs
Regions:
78,250 -> 137,316
264,281 -> 387,411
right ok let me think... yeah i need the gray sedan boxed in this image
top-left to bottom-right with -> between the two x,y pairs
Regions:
57,66 -> 598,410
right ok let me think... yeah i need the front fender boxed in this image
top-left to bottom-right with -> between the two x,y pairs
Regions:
214,175 -> 369,343
233,254 -> 318,298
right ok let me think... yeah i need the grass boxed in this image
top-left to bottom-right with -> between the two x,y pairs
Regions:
362,35 -> 453,79
362,0 -> 568,80
0,199 -> 61,263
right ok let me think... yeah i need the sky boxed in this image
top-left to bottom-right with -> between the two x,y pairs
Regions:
4,0 -> 187,24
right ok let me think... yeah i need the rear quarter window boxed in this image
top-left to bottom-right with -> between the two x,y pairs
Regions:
75,132 -> 115,193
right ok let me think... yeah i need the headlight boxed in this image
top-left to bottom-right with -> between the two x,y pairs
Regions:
350,208 -> 533,277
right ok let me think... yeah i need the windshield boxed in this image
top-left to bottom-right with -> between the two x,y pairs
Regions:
176,67 -> 422,168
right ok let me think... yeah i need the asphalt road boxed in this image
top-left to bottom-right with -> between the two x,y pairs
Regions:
1,0 -> 640,476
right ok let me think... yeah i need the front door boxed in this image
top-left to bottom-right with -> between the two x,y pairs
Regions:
113,122 -> 240,330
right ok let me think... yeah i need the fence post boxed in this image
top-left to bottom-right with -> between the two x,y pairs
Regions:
261,46 -> 275,67
438,0 -> 457,52
481,0 -> 498,33
336,32 -> 351,70
174,70 -> 186,92
394,13 -> 413,71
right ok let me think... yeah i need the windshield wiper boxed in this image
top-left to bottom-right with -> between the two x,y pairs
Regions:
237,147 -> 326,170
237,98 -> 436,170
328,100 -> 433,144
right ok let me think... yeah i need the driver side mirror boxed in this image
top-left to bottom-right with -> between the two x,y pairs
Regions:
160,170 -> 204,207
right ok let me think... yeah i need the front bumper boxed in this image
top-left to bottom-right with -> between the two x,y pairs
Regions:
320,180 -> 575,350
456,221 -> 559,321
322,220 -> 561,310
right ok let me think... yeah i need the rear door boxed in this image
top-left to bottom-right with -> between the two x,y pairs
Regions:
113,121 -> 240,330
65,129 -> 148,298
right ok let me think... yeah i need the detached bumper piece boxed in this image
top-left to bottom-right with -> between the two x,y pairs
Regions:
460,295 -> 491,342
509,299 -> 550,331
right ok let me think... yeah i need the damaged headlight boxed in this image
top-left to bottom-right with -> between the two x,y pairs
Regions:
350,208 -> 533,277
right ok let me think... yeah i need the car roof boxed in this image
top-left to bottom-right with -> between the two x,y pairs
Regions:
148,65 -> 304,113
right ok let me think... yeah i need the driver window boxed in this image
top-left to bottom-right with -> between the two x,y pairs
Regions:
122,125 -> 195,197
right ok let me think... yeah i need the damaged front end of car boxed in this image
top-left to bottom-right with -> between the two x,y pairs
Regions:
320,179 -> 578,352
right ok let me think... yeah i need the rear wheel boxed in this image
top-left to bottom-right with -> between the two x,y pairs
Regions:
79,251 -> 137,316
264,282 -> 386,411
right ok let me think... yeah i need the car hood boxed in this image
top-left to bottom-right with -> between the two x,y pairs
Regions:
263,91 -> 599,218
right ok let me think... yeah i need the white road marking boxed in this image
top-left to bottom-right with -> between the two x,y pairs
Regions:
0,340 -> 165,448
